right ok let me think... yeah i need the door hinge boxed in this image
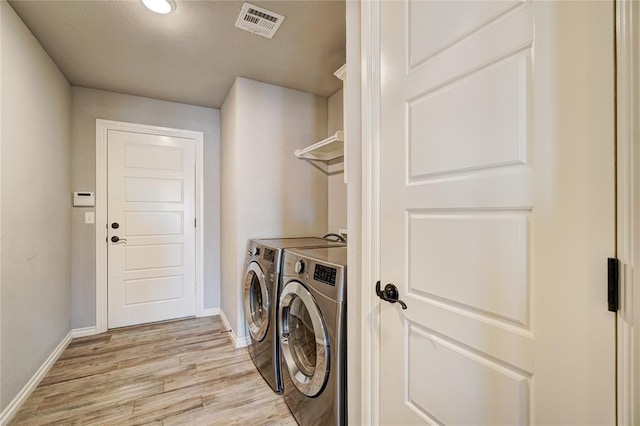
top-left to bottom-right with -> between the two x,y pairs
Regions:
194,218 -> 196,228
607,257 -> 619,312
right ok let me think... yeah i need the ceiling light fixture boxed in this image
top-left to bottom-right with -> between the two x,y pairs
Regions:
141,0 -> 175,15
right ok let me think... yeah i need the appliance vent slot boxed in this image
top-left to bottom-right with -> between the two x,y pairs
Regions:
235,3 -> 285,39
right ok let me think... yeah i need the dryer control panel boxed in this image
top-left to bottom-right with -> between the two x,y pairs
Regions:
314,264 -> 337,286
282,247 -> 347,302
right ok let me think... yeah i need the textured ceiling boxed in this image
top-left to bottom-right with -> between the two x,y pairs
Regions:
8,0 -> 346,108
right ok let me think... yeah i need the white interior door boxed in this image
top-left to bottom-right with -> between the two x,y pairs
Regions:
107,129 -> 196,328
377,1 -> 616,424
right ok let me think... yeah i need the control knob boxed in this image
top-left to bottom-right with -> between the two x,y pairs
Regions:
248,246 -> 260,257
294,260 -> 305,274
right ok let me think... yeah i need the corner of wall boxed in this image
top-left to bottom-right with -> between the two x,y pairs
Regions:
220,79 -> 331,340
219,82 -> 240,335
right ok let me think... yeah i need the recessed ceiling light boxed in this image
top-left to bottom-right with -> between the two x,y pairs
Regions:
141,0 -> 175,15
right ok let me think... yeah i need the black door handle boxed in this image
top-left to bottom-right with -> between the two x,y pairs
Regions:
110,236 -> 127,244
376,281 -> 407,310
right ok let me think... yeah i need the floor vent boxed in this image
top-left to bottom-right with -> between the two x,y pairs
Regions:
235,3 -> 285,39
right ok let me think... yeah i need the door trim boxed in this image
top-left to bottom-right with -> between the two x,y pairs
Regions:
616,0 -> 639,423
360,0 -> 381,424
95,119 -> 204,333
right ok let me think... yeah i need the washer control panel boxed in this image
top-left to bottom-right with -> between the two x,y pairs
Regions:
263,248 -> 275,262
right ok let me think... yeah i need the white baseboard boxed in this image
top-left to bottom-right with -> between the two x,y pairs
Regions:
0,330 -> 73,425
236,335 -> 251,347
198,307 -> 220,318
0,325 -> 102,425
218,309 -> 250,348
71,326 -> 97,338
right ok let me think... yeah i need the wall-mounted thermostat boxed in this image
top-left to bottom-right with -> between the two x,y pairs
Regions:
73,192 -> 95,207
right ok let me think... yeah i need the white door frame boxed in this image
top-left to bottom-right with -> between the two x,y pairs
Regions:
359,0 -> 632,423
95,119 -> 205,334
616,0 -> 639,423
360,0 -> 381,423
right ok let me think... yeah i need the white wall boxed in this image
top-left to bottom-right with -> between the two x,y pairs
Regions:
0,0 -> 72,411
70,87 -> 221,328
327,89 -> 347,234
220,77 -> 328,337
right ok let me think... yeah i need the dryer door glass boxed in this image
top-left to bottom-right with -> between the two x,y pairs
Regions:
279,280 -> 329,397
289,296 -> 317,377
243,262 -> 270,341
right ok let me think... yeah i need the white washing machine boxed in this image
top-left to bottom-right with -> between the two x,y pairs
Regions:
243,238 -> 346,394
278,246 -> 347,425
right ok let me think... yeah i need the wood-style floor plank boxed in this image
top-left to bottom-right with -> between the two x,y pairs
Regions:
9,317 -> 296,425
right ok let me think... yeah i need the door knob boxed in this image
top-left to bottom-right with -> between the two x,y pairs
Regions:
376,281 -> 407,310
111,236 -> 127,244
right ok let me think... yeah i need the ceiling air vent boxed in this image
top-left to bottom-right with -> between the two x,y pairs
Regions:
235,3 -> 285,39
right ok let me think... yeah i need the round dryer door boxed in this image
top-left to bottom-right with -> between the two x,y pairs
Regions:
278,280 -> 329,397
243,262 -> 270,342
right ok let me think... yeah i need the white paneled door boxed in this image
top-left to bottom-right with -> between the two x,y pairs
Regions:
107,130 -> 196,328
377,1 -> 615,424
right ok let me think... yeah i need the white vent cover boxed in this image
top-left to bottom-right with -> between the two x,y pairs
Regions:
235,3 -> 285,39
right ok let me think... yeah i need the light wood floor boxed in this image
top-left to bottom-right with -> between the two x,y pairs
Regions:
10,317 -> 296,425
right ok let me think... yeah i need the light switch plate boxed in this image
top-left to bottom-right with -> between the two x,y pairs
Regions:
85,211 -> 95,224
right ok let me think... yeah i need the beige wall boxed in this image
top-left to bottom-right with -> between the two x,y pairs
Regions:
327,89 -> 347,234
328,88 -> 344,137
70,87 -> 221,328
220,80 -> 240,336
1,0 -> 72,411
220,77 -> 328,337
